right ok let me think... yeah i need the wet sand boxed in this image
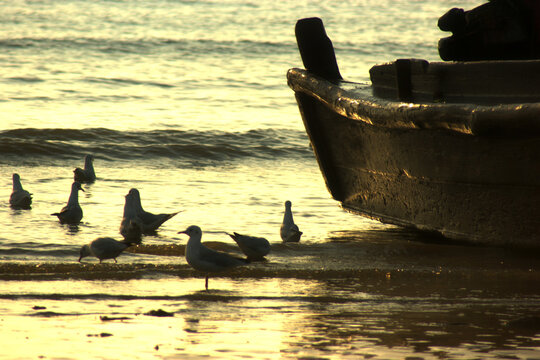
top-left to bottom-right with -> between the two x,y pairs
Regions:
1,229 -> 539,359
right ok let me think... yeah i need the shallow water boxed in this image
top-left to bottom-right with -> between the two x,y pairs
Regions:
2,233 -> 539,359
1,0 -> 539,358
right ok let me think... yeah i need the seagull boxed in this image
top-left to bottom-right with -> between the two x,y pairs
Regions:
119,190 -> 143,243
128,188 -> 180,234
178,225 -> 249,290
228,232 -> 270,261
119,217 -> 143,243
280,200 -> 303,242
78,237 -> 136,263
73,154 -> 96,183
51,182 -> 84,224
9,173 -> 32,209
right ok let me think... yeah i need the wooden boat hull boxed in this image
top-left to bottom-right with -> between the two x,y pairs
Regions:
288,68 -> 540,247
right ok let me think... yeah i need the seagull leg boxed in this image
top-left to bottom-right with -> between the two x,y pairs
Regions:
205,276 -> 209,290
114,258 -> 117,264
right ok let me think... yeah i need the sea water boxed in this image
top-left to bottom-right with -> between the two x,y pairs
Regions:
0,0 -> 539,359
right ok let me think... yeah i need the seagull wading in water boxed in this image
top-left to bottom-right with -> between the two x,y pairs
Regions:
9,173 -> 32,209
128,188 -> 180,234
280,200 -> 303,242
79,237 -> 136,263
119,190 -> 143,243
179,225 -> 249,290
51,182 -> 84,224
228,232 -> 271,261
73,154 -> 96,183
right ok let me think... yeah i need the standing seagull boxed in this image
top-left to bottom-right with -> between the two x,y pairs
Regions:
9,173 -> 32,209
178,225 -> 249,290
51,182 -> 84,224
73,154 -> 96,183
280,200 -> 303,242
78,237 -> 135,263
119,190 -> 143,243
228,232 -> 271,261
129,188 -> 180,234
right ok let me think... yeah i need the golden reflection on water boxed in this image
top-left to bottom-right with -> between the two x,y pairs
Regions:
0,278 -> 317,359
1,271 -> 539,359
0,228 -> 539,359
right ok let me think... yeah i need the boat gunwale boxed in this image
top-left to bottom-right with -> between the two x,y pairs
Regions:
287,67 -> 540,137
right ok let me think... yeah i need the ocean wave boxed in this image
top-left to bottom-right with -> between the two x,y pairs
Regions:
0,37 -> 295,57
83,77 -> 174,88
6,76 -> 45,83
0,127 -> 312,166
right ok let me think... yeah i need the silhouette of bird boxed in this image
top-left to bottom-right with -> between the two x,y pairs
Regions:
178,225 -> 249,290
228,232 -> 270,261
280,200 -> 303,242
9,173 -> 32,209
128,188 -> 180,234
78,237 -> 135,263
73,154 -> 96,183
51,182 -> 84,224
119,190 -> 143,243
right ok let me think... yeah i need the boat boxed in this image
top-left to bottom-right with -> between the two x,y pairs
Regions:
287,17 -> 540,247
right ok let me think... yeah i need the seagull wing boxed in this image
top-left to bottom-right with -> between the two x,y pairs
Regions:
198,245 -> 248,271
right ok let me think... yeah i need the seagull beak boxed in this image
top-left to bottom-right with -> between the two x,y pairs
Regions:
177,230 -> 187,235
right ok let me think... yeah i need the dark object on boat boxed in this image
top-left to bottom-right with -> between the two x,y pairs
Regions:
438,0 -> 540,61
295,17 -> 342,80
288,17 -> 540,247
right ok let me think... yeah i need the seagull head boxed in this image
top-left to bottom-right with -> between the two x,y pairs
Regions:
73,181 -> 85,192
12,173 -> 23,190
78,244 -> 91,262
178,225 -> 202,238
128,188 -> 142,206
285,200 -> 292,208
124,191 -> 134,202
